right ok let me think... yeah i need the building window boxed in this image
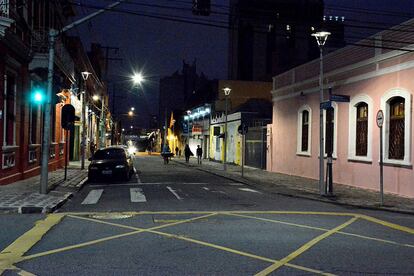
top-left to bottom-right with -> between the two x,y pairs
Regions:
381,89 -> 412,166
3,74 -> 16,146
29,104 -> 39,144
297,105 -> 312,156
348,95 -> 373,162
388,97 -> 405,160
355,103 -> 368,156
323,102 -> 338,158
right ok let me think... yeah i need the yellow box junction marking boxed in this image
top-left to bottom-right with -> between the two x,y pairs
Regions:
0,210 -> 412,276
0,214 -> 63,274
64,214 -> 333,275
255,217 -> 359,276
21,213 -> 217,262
228,213 -> 414,248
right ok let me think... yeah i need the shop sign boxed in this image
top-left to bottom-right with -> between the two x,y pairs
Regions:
192,124 -> 203,135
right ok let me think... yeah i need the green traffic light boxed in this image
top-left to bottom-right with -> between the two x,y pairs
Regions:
32,89 -> 45,104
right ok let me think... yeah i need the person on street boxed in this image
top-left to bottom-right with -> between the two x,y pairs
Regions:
175,146 -> 179,158
196,145 -> 202,164
162,144 -> 171,164
184,144 -> 193,163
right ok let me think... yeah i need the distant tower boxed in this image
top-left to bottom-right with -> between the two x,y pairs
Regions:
228,0 -> 325,81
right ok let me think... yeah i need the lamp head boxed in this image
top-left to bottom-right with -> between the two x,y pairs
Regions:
81,71 -> 91,81
92,95 -> 99,101
311,31 -> 331,46
223,87 -> 231,96
132,72 -> 144,85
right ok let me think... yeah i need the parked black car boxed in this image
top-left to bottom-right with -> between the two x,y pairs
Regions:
88,147 -> 134,182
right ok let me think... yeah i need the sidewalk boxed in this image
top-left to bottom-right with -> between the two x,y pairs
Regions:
0,161 -> 89,214
173,157 -> 414,214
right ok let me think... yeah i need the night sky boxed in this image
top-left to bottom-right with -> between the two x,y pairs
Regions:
73,0 -> 414,128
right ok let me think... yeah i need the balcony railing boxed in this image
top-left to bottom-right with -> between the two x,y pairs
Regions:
0,0 -> 9,17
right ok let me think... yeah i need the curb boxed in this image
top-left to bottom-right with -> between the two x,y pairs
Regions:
173,160 -> 414,215
6,175 -> 89,214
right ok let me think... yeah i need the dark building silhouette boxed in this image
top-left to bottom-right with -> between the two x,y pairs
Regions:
158,60 -> 217,127
228,0 -> 326,81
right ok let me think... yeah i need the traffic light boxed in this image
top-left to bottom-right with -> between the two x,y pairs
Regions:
31,87 -> 45,104
192,0 -> 210,16
61,104 -> 75,130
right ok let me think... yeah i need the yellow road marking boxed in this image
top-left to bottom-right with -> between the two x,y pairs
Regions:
22,213 -> 217,261
143,227 -> 335,275
61,210 -> 361,216
255,217 -> 358,276
360,215 -> 414,234
229,213 -> 414,248
68,214 -> 333,275
0,214 -> 64,274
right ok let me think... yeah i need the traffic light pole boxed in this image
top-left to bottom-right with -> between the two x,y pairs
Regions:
39,1 -> 124,194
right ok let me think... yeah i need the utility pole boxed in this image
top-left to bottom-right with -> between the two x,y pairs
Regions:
40,1 -> 124,194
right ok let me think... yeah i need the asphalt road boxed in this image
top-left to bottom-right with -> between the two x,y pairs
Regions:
1,155 -> 413,275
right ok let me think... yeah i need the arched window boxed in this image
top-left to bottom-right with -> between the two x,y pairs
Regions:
297,105 -> 312,156
323,102 -> 338,158
356,102 -> 368,156
388,97 -> 405,160
348,95 -> 373,162
301,110 -> 309,152
381,89 -> 412,166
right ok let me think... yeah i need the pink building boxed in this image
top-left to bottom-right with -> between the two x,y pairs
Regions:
268,20 -> 414,198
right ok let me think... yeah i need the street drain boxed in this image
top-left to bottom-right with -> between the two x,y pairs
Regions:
88,213 -> 134,220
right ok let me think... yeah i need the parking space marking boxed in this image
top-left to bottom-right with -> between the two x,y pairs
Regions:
0,214 -> 64,274
130,188 -> 147,203
255,217 -> 358,276
229,213 -> 414,248
167,186 -> 183,200
81,189 -> 104,205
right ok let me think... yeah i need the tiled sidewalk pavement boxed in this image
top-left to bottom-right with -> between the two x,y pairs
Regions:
173,157 -> 414,214
0,161 -> 89,214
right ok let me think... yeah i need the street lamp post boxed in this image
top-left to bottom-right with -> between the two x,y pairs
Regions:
39,1 -> 124,194
312,30 -> 330,196
80,71 -> 91,170
223,87 -> 231,171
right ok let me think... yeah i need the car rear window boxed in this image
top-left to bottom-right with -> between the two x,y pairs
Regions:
93,148 -> 126,160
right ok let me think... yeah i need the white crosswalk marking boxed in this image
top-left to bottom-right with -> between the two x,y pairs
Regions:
167,186 -> 183,200
238,188 -> 261,194
81,189 -> 104,205
130,188 -> 147,202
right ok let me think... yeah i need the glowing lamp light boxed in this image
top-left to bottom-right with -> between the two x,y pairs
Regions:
184,115 -> 189,121
33,91 -> 44,103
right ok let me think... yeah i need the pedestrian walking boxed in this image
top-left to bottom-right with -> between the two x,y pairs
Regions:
184,144 -> 193,163
196,145 -> 202,164
162,144 -> 171,164
175,146 -> 179,158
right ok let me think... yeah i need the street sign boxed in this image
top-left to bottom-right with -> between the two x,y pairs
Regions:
330,94 -> 350,102
320,101 -> 332,110
376,110 -> 384,128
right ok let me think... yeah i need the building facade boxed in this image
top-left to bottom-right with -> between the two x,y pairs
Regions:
269,20 -> 414,198
0,1 -> 108,185
228,0 -> 324,81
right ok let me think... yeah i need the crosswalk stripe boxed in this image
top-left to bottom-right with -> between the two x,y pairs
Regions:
238,188 -> 261,194
130,188 -> 147,202
167,186 -> 183,200
81,189 -> 104,205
